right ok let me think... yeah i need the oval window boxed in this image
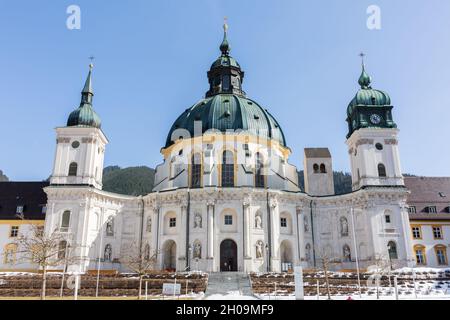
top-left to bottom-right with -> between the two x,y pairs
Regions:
71,141 -> 80,149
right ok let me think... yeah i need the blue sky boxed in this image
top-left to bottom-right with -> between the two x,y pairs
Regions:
0,0 -> 449,181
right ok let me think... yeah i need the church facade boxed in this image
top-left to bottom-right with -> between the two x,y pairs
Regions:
43,25 -> 415,273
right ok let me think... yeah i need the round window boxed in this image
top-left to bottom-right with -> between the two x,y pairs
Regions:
375,143 -> 383,151
71,141 -> 80,149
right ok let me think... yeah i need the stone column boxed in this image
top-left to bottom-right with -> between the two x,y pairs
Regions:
296,206 -> 307,268
207,200 -> 215,272
243,199 -> 252,272
269,196 -> 280,272
151,205 -> 159,257
179,203 -> 188,270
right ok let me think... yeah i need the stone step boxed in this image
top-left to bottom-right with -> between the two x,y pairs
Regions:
204,272 -> 257,300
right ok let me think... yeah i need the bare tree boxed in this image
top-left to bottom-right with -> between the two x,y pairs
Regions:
315,247 -> 338,300
13,223 -> 78,300
120,242 -> 159,299
367,254 -> 391,299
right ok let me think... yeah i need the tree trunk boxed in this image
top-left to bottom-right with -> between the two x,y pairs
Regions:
41,266 -> 47,301
323,262 -> 331,300
139,275 -> 143,300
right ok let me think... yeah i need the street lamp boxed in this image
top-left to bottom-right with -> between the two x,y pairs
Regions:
188,245 -> 193,271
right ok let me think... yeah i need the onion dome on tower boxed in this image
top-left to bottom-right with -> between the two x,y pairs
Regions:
165,22 -> 286,149
346,55 -> 397,139
67,64 -> 102,129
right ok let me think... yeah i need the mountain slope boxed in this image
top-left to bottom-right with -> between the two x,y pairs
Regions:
102,166 -> 155,196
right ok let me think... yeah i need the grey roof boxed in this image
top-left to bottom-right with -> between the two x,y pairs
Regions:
0,182 -> 49,220
304,148 -> 331,159
404,177 -> 450,220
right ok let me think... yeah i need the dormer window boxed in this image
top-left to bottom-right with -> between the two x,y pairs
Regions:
427,206 -> 437,214
16,206 -> 24,214
408,206 -> 417,214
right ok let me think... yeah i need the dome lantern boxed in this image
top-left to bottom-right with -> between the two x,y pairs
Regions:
206,21 -> 246,98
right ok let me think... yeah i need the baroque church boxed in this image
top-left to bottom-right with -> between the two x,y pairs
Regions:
43,24 -> 414,273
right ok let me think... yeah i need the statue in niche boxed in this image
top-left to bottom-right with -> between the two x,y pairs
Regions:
104,244 -> 112,262
146,216 -> 152,232
193,242 -> 202,259
305,244 -> 311,261
144,244 -> 150,260
340,217 -> 349,236
255,213 -> 262,229
256,241 -> 264,259
304,216 -> 309,232
194,213 -> 202,229
106,218 -> 114,236
343,245 -> 351,262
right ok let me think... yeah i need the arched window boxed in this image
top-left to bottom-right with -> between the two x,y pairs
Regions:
378,163 -> 387,177
61,211 -> 71,231
190,153 -> 202,188
388,241 -> 398,260
222,150 -> 234,187
320,164 -> 326,173
68,162 -> 78,177
58,240 -> 68,260
255,153 -> 265,188
313,164 -> 319,174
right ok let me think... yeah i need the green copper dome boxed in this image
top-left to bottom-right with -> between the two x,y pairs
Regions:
346,61 -> 397,138
67,65 -> 102,129
211,55 -> 240,69
165,94 -> 286,148
347,65 -> 391,117
165,23 -> 286,148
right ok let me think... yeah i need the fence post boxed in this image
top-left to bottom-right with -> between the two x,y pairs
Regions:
317,279 -> 320,300
394,276 -> 399,300
145,281 -> 148,301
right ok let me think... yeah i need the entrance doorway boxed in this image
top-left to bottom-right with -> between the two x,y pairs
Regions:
220,239 -> 238,271
162,240 -> 177,271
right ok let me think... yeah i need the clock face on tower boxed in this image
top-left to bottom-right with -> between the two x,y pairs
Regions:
370,114 -> 382,125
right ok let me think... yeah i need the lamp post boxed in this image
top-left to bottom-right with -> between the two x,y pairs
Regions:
95,210 -> 105,298
350,207 -> 362,299
59,231 -> 73,298
188,245 -> 193,272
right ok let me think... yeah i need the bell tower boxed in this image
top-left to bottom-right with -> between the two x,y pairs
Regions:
346,56 -> 403,190
50,64 -> 108,189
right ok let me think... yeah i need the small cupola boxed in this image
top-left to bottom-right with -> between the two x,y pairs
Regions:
206,20 -> 246,98
67,64 -> 102,129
